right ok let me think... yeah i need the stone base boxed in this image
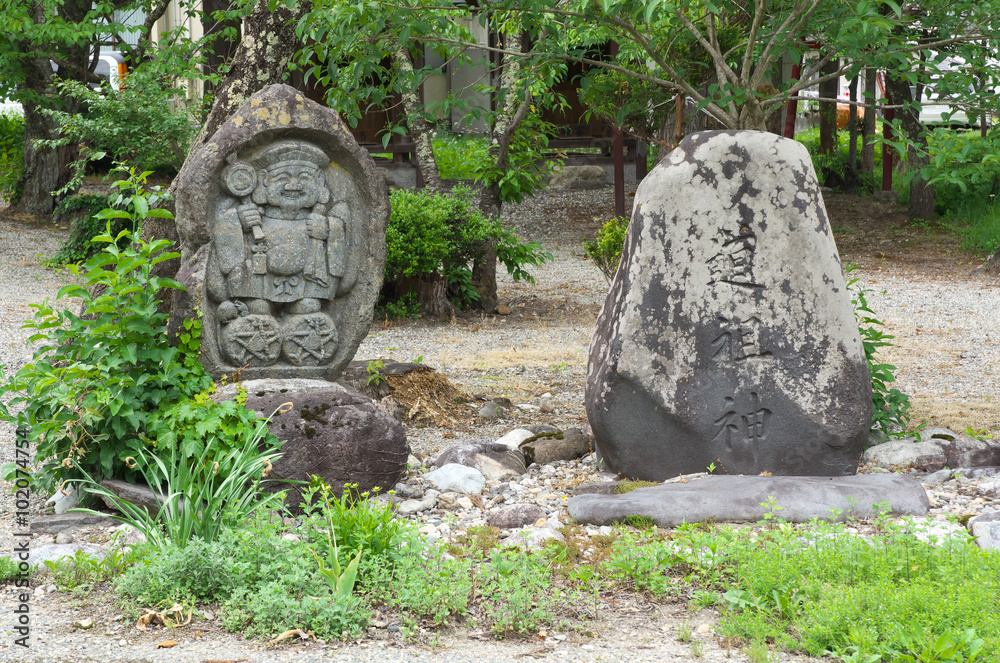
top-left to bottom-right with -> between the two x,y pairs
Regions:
567,474 -> 929,527
216,379 -> 409,511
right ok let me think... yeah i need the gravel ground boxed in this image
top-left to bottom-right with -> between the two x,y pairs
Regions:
2,186 -> 999,662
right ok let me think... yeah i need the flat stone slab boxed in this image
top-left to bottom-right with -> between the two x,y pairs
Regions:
567,474 -> 929,527
29,512 -> 119,534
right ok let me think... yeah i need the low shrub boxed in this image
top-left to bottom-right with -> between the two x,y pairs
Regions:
583,215 -> 629,282
384,186 -> 550,310
0,111 -> 25,204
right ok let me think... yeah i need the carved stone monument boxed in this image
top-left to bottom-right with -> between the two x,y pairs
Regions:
170,84 -> 388,382
170,85 -> 404,500
585,131 -> 872,480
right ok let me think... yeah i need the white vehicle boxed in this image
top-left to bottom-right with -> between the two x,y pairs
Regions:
52,51 -> 128,91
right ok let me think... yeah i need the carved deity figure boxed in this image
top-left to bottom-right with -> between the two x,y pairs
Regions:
205,140 -> 351,368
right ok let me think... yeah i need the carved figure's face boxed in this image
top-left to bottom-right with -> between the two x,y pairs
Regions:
259,163 -> 322,211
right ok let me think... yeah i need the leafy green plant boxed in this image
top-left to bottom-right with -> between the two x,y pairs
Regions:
69,401 -> 288,550
365,359 -> 386,387
42,545 -> 143,591
384,186 -> 550,310
375,291 -> 421,320
0,110 -> 25,204
468,113 -> 562,205
478,549 -> 570,637
846,263 -> 912,436
584,215 -> 630,282
0,167 -> 212,492
361,536 -> 472,625
116,515 -> 369,640
35,68 -> 198,194
45,194 -> 129,266
143,384 -> 280,475
299,478 -> 407,571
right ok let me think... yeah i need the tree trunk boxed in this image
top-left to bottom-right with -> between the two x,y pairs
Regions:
860,68 -> 877,176
15,55 -> 62,217
178,0 -> 309,175
392,44 -> 443,192
884,73 -> 935,220
470,32 -> 533,312
17,103 -> 61,216
399,274 -> 454,317
819,58 -> 839,155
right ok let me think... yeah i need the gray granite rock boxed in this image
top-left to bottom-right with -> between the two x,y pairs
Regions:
586,131 -> 871,480
548,165 -> 607,191
862,437 -> 944,468
29,512 -> 119,534
424,463 -> 486,495
396,495 -> 437,515
487,504 -> 547,529
494,428 -> 535,450
969,511 -> 1000,550
217,379 -> 409,510
567,474 -> 929,527
430,441 -> 526,481
99,479 -> 168,517
520,429 -> 594,466
863,435 -> 1000,471
170,84 -> 388,383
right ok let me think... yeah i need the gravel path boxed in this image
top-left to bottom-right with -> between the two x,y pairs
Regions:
2,187 -> 999,662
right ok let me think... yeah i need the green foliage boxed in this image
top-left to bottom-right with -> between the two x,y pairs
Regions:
45,194 -> 131,266
795,125 -> 883,190
116,516 -> 369,640
846,264 -> 912,436
583,216 -> 630,282
478,549 -> 570,637
0,168 -> 211,492
375,291 -> 421,320
0,110 -> 24,204
710,519 -> 999,662
361,536 -> 472,625
469,114 -> 562,205
41,544 -> 143,591
950,198 -> 1000,255
0,555 -> 25,582
385,187 -> 550,308
143,384 -> 279,473
35,69 -> 198,194
299,479 -> 408,577
70,405 -> 287,550
432,133 -> 486,180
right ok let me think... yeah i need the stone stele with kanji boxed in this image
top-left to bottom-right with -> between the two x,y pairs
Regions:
585,130 -> 872,480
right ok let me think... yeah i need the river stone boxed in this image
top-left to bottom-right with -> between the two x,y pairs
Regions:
430,442 -> 526,481
567,474 -> 928,527
586,130 -> 871,480
969,511 -> 1000,551
488,504 -> 547,529
423,464 -> 486,495
520,429 -> 594,466
216,379 -> 408,510
170,83 -> 388,383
